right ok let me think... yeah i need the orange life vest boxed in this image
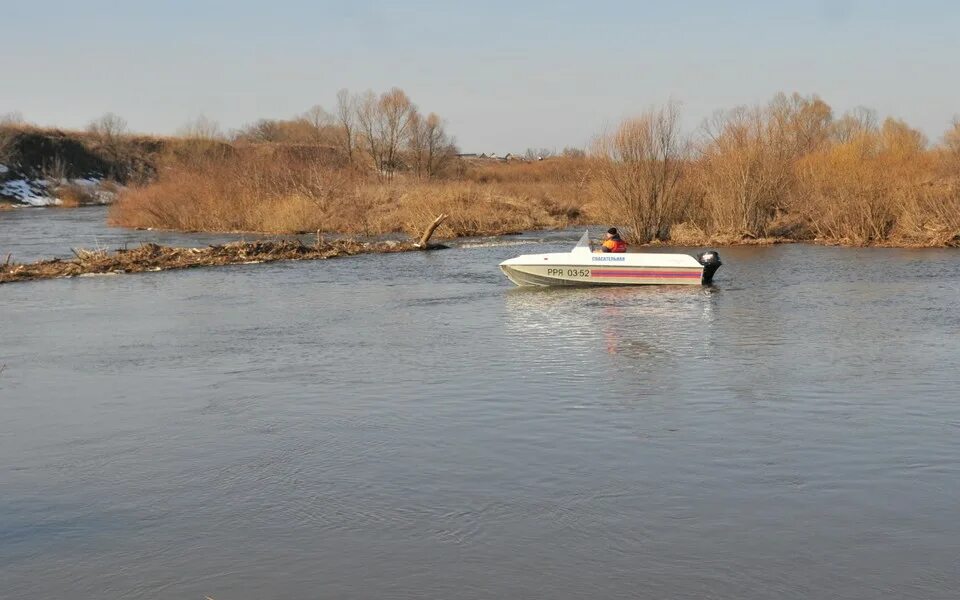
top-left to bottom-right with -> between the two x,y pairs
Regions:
602,238 -> 627,253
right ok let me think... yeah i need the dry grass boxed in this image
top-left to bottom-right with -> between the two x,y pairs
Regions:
53,182 -> 98,207
110,150 -> 588,239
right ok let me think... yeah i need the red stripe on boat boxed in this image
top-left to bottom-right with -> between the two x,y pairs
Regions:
590,269 -> 702,278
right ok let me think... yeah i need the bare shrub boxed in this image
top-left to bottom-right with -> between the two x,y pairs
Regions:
408,112 -> 457,179
335,89 -> 359,166
832,107 -> 878,144
796,138 -> 895,243
592,102 -> 688,243
55,182 -> 98,207
0,127 -> 15,167
944,118 -> 960,156
86,113 -> 131,178
936,118 -> 960,176
1,111 -> 25,127
173,116 -> 232,167
41,155 -> 70,182
699,112 -> 786,236
233,111 -> 339,146
301,105 -> 333,142
179,115 -> 223,141
697,94 -> 833,237
525,148 -> 555,160
87,113 -> 128,139
234,119 -> 286,143
796,118 -> 932,244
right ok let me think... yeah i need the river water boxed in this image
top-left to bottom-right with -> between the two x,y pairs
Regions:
2,208 -> 960,599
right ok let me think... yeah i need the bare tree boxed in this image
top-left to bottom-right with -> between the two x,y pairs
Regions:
768,92 -> 833,157
356,90 -> 383,172
85,113 -> 130,178
335,89 -> 358,166
699,103 -> 798,236
356,88 -> 416,178
880,117 -> 927,156
0,130 -> 15,166
378,88 -> 416,174
303,105 -> 331,129
87,113 -> 128,140
408,110 -> 426,177
234,119 -> 285,143
0,113 -> 21,164
302,105 -> 332,143
0,111 -> 25,126
409,111 -> 457,178
524,147 -> 554,160
593,102 -> 689,243
943,117 -> 960,171
945,118 -> 960,152
179,115 -> 223,140
832,106 -> 878,144
175,116 -> 228,167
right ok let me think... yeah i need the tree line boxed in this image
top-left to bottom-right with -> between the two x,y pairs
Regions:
593,93 -> 960,245
232,88 -> 458,179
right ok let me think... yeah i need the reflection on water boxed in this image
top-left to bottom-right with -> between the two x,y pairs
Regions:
2,215 -> 960,600
505,285 -> 717,360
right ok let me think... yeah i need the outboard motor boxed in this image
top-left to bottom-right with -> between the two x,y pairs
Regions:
696,251 -> 722,284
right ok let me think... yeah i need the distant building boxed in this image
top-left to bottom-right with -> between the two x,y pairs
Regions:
455,152 -> 529,162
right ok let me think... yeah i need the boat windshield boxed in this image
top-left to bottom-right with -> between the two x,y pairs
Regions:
572,230 -> 592,253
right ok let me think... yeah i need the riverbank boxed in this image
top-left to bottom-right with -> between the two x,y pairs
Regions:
107,141 -> 960,248
0,239 -> 414,284
1,124 -> 164,206
6,93 -> 960,248
657,222 -> 960,249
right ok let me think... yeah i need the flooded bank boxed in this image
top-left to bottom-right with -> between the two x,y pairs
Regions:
2,209 -> 960,599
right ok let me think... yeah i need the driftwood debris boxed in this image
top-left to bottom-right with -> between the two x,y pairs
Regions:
0,239 -> 413,284
1,214 -> 457,284
414,214 -> 450,250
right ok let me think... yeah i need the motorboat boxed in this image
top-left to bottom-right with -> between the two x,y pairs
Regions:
499,231 -> 721,287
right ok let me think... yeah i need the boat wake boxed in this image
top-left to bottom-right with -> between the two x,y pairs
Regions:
457,238 -> 548,249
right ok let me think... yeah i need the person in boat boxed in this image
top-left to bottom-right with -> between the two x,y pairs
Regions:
599,227 -> 627,253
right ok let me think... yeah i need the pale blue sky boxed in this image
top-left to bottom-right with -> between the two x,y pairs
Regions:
3,0 -> 958,151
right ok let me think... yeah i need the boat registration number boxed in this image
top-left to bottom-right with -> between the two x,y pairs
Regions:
547,268 -> 591,277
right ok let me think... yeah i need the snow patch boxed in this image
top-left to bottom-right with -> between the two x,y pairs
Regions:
0,179 -> 58,206
0,163 -> 9,175
0,175 -> 119,206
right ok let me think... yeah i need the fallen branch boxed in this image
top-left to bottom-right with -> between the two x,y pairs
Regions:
414,214 -> 450,250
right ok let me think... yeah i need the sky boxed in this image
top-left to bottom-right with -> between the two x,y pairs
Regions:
2,0 -> 958,152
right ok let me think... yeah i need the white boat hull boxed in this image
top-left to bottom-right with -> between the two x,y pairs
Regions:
500,262 -> 705,286
499,231 -> 721,287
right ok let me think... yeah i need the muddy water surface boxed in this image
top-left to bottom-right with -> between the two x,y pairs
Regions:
2,209 -> 960,599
